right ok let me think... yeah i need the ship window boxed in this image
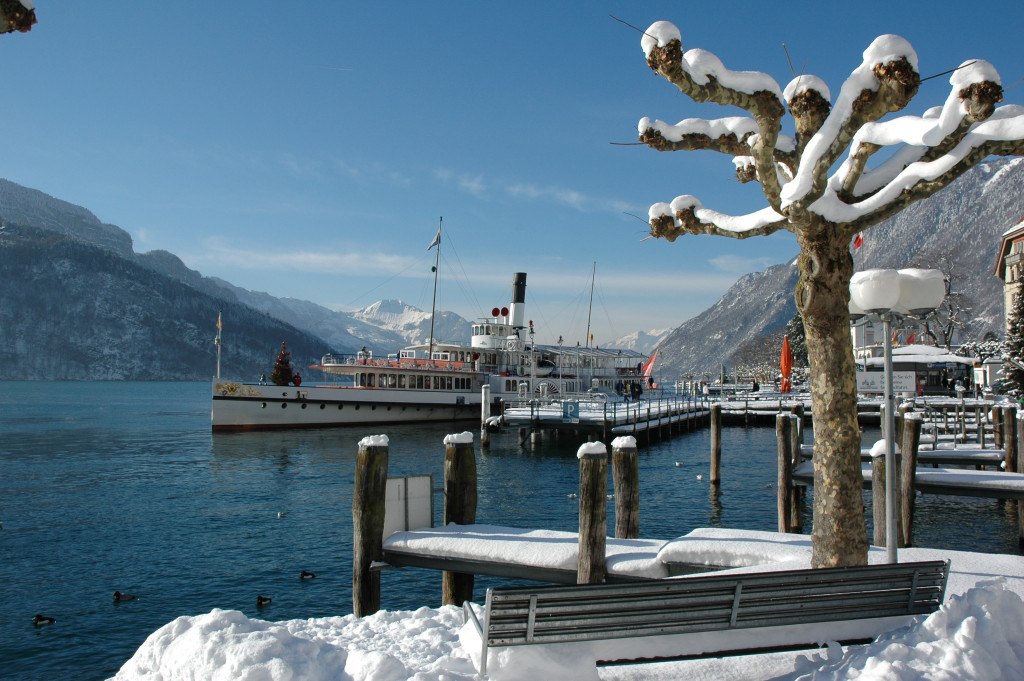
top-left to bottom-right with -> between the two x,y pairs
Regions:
388,374 -> 397,388
367,372 -> 374,386
416,376 -> 423,389
446,377 -> 452,390
398,375 -> 406,388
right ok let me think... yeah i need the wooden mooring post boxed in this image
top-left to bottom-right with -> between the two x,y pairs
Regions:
352,435 -> 389,617
1003,405 -> 1018,474
1017,414 -> 1024,552
993,406 -> 1004,451
442,432 -> 477,605
577,442 -> 608,584
479,384 -> 491,447
710,404 -> 722,485
612,436 -> 639,539
900,413 -> 922,547
776,414 -> 795,533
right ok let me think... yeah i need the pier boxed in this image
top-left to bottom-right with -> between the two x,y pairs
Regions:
497,393 -> 710,444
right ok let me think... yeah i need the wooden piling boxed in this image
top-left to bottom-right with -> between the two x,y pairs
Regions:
776,414 -> 794,534
788,414 -> 802,532
352,435 -> 389,617
577,442 -> 608,584
442,433 -> 477,605
1004,405 -> 1018,473
710,404 -> 722,485
790,403 -> 805,446
479,385 -> 491,447
871,442 -> 904,549
612,436 -> 639,539
994,406 -> 1004,451
900,414 -> 922,547
871,450 -> 886,548
1017,415 -> 1024,552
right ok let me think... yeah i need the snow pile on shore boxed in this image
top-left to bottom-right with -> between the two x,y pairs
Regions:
110,579 -> 1024,681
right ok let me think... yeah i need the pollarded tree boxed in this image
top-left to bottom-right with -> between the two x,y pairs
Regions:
635,21 -> 1024,567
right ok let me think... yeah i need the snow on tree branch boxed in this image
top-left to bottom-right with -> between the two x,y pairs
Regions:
636,21 -> 1024,239
647,196 -> 787,241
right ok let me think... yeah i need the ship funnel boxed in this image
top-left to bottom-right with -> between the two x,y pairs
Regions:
510,272 -> 527,328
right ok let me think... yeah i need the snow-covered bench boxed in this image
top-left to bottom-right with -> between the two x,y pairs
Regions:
462,559 -> 949,677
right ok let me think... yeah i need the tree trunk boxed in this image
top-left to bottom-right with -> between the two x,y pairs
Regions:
795,226 -> 868,568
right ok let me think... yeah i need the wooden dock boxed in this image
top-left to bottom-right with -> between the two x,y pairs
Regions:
499,394 -> 710,443
792,460 -> 1024,501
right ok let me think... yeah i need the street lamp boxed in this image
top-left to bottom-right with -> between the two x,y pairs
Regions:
850,268 -> 945,563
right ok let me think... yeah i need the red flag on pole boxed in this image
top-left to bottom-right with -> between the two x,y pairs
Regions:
853,232 -> 864,250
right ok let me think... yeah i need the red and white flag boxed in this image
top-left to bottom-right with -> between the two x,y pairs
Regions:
641,350 -> 659,377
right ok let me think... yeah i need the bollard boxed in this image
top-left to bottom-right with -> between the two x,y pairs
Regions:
776,414 -> 794,533
352,435 -> 389,617
710,404 -> 722,485
577,442 -> 608,584
900,414 -> 922,547
611,436 -> 639,539
442,432 -> 477,605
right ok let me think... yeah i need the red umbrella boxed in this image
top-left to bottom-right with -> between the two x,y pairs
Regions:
780,335 -> 793,393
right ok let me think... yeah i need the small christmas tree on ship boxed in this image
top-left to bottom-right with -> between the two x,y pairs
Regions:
270,342 -> 294,386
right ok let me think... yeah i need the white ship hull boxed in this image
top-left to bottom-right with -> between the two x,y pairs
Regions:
211,380 -> 480,431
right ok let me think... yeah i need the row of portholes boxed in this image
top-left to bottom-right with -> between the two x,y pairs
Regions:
258,402 -> 416,412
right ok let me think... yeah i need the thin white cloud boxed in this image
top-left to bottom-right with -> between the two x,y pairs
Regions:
458,174 -> 487,196
435,167 -> 638,215
190,238 -> 416,275
708,253 -> 776,274
506,181 -> 636,215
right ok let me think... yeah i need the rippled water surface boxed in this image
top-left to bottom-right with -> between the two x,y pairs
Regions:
0,382 -> 1018,680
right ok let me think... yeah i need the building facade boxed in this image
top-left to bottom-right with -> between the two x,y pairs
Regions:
995,216 -> 1024,336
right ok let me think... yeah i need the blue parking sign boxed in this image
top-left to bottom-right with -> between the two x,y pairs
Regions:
562,401 -> 580,423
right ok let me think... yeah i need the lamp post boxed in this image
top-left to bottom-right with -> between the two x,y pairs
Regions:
850,268 -> 945,563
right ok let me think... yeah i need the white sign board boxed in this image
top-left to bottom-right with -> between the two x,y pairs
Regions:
857,371 -> 916,394
383,475 -> 434,540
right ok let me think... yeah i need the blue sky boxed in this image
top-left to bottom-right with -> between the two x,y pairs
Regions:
2,1 -> 1022,345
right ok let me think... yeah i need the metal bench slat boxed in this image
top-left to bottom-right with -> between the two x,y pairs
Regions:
479,561 -> 949,649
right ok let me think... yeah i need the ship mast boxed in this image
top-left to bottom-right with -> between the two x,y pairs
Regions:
585,262 -> 595,348
427,217 -> 442,364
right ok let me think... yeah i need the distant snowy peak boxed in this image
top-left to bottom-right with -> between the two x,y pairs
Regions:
611,328 -> 673,354
352,299 -> 431,329
351,299 -> 470,347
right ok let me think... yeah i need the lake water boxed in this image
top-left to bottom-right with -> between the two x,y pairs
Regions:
1,382 -> 1019,680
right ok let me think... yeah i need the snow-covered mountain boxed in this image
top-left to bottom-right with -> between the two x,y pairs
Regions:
0,178 -> 474,378
351,299 -> 469,347
609,328 -> 673,354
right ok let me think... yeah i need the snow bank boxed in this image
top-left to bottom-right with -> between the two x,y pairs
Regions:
110,582 -> 1024,681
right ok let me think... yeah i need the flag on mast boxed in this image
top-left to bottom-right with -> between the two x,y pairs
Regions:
428,226 -> 441,250
641,350 -> 659,377
215,312 -> 222,342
